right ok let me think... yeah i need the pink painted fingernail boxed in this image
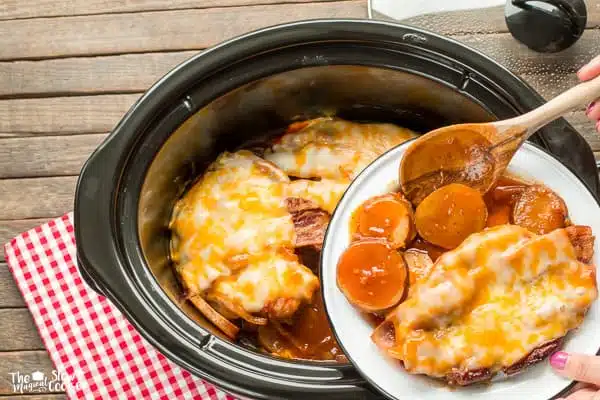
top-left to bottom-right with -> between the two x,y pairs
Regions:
550,351 -> 568,370
587,101 -> 596,115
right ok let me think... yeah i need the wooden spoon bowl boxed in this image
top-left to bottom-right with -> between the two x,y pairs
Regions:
400,72 -> 600,205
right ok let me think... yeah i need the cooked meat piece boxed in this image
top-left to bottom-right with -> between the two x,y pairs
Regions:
170,151 -> 320,338
372,225 -> 597,386
445,368 -> 493,387
286,197 -> 331,250
285,197 -> 321,213
566,225 -> 595,264
445,338 -> 563,386
503,338 -> 563,376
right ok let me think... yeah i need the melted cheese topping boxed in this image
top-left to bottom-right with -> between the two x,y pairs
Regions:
386,225 -> 597,376
265,118 -> 417,180
212,251 -> 318,313
170,150 -> 319,314
285,179 -> 349,214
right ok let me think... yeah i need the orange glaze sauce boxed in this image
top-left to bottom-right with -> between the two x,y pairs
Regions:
337,240 -> 407,312
346,176 -> 533,327
351,193 -> 412,244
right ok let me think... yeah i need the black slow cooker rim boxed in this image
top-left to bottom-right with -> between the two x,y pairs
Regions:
74,18 -> 598,400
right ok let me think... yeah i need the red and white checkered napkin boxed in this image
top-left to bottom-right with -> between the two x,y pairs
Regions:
3,212 -> 238,400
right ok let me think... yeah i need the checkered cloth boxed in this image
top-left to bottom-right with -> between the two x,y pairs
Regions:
3,212 -> 237,400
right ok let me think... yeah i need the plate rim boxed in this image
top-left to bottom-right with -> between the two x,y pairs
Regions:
319,139 -> 600,400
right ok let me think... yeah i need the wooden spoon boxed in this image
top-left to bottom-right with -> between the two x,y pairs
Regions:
400,74 -> 600,205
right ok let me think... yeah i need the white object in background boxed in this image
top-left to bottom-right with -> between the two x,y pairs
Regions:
369,0 -> 505,21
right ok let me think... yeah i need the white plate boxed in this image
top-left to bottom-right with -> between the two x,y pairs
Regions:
321,141 -> 600,400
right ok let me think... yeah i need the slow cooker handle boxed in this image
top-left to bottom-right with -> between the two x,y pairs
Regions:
74,128 -> 134,299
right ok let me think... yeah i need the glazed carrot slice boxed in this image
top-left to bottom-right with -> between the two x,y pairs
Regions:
415,183 -> 488,249
513,185 -> 568,235
352,192 -> 415,248
337,240 -> 407,312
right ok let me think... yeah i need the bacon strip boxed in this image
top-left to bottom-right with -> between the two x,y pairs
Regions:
566,225 -> 595,264
286,197 -> 330,250
188,295 -> 240,339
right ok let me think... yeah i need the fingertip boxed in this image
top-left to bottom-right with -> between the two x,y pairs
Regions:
550,351 -> 569,370
577,55 -> 600,82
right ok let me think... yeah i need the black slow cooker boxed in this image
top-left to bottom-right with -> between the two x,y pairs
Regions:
74,19 -> 600,400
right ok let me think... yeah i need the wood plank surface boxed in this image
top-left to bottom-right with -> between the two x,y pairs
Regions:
0,309 -> 44,351
0,220 -> 51,252
0,94 -> 139,135
0,29 -> 597,101
0,352 -> 60,395
0,177 -> 77,220
0,134 -> 107,178
0,0 -> 343,20
0,263 -> 25,307
0,2 -> 367,60
0,52 -> 197,97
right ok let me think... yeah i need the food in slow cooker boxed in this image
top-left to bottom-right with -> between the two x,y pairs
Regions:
336,170 -> 598,385
169,117 -> 417,361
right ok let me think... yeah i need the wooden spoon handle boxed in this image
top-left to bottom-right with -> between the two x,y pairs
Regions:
494,74 -> 600,136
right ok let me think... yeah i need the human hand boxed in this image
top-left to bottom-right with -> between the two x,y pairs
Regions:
550,351 -> 600,399
578,55 -> 600,133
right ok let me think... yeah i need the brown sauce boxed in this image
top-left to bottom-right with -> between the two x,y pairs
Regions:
256,290 -> 345,361
484,176 -> 530,227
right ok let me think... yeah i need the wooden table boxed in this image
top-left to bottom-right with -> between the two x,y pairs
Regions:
0,1 -> 599,398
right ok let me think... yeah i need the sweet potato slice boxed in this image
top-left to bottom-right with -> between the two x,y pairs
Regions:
415,183 -> 488,249
513,185 -> 568,235
337,240 -> 408,312
352,193 -> 415,248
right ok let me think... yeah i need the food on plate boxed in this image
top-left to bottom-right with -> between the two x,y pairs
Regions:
371,225 -> 597,385
336,154 -> 597,385
403,249 -> 434,287
513,184 -> 568,235
169,117 -> 417,360
414,183 -> 488,249
351,192 -> 415,248
337,240 -> 408,312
